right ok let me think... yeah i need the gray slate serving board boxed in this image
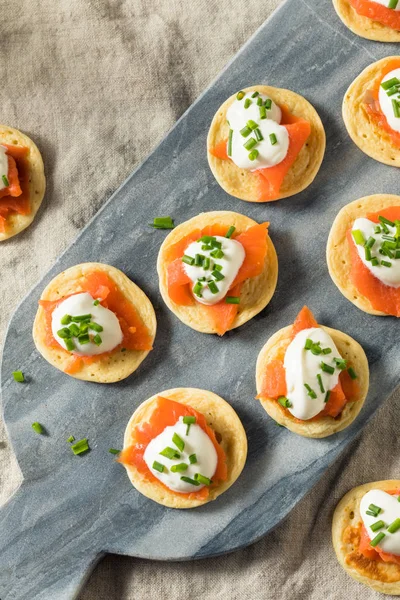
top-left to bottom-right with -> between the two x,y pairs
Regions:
1,0 -> 400,598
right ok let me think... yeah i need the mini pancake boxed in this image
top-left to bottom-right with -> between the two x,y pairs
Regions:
327,194 -> 400,316
33,262 -> 156,383
0,124 -> 45,241
207,85 -> 325,202
255,319 -> 369,438
343,57 -> 400,167
120,387 -> 248,509
333,480 -> 400,595
333,0 -> 400,41
157,210 -> 278,334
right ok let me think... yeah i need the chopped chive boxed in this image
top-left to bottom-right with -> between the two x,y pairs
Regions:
265,98 -> 272,109
251,91 -> 259,98
240,125 -> 251,138
212,269 -> 225,281
352,229 -> 365,246
392,99 -> 400,119
322,347 -> 332,355
108,448 -> 121,455
71,314 -> 92,322
71,438 -> 90,455
210,239 -> 222,248
65,338 -> 75,352
32,422 -> 44,435
79,322 -> 89,334
310,343 -> 322,356
93,334 -> 102,346
203,257 -> 210,270
398,496 -> 400,503
317,374 -> 325,393
374,225 -> 382,234
193,281 -> 203,297
2,174 -> 9,187
152,461 -> 165,473
248,149 -> 259,160
67,435 -> 75,443
182,254 -> 195,266
304,338 -> 313,350
12,370 -> 24,382
247,119 -> 258,130
57,327 -> 72,339
269,133 -> 277,145
61,314 -> 71,325
382,234 -> 396,242
194,473 -> 213,486
78,333 -> 90,345
366,510 -> 378,517
171,463 -> 188,473
389,1 -> 399,10
254,128 -> 264,142
225,296 -> 240,304
243,137 -> 257,151
364,246 -> 371,261
387,518 -> 400,534
320,362 -> 335,375
225,225 -> 235,238
257,96 -> 263,106
210,249 -> 224,259
324,390 -> 331,403
386,85 -> 400,97
69,323 -> 80,337
208,280 -> 219,294
371,257 -> 379,266
180,476 -> 200,486
195,253 -> 204,266
214,264 -> 223,271
334,357 -> 347,370
396,250 -> 400,259
189,454 -> 197,464
236,90 -> 245,100
259,105 -> 267,119
381,260 -> 392,267
93,299 -> 100,306
198,235 -> 214,243
244,98 -> 251,109
172,432 -> 185,452
382,77 -> 400,90
370,520 -> 385,532
183,415 -> 196,435
347,367 -> 357,380
369,503 -> 382,516
150,217 -> 175,229
88,322 -> 103,332
379,215 -> 395,227
277,396 -> 292,408
228,128 -> 233,156
160,446 -> 180,460
370,532 -> 385,548
304,383 -> 317,399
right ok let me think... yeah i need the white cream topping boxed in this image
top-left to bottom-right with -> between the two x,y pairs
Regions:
379,68 -> 400,134
143,417 -> 218,493
183,235 -> 245,305
226,91 -> 289,171
361,489 -> 400,556
51,292 -> 123,355
352,217 -> 400,288
0,146 -> 8,191
284,327 -> 342,420
373,0 -> 400,11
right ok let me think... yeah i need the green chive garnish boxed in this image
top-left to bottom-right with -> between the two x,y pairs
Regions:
228,128 -> 233,157
225,225 -> 235,238
251,91 -> 259,98
304,384 -> 317,399
317,374 -> 325,393
12,370 -> 24,382
381,260 -> 392,267
210,249 -> 224,259
374,225 -> 382,234
69,323 -> 80,337
304,338 -> 313,350
65,338 -> 75,351
189,454 -> 197,464
392,99 -> 400,119
364,246 -> 372,261
347,367 -> 357,380
370,520 -> 385,532
203,257 -> 210,270
108,448 -> 121,455
208,281 -> 219,294
88,322 -> 103,332
71,438 -> 90,455
214,264 -> 223,271
352,229 -> 365,246
61,314 -> 71,325
278,396 -> 292,408
93,334 -> 102,346
257,96 -> 263,106
370,532 -> 385,547
71,314 -> 92,322
236,91 -> 245,100
248,149 -> 259,161
211,270 -> 224,281
310,343 -> 322,356
320,362 -> 335,375
379,215 -> 395,227
180,476 -> 200,486
368,503 -> 382,516
265,98 -> 272,109
322,348 -> 332,355
243,137 -> 257,151
183,415 -> 196,435
240,126 -> 251,138
387,518 -> 400,534
150,217 -> 175,229
2,174 -> 9,187
67,435 -> 75,443
194,473 -> 213,486
382,77 -> 400,90
32,422 -> 44,435
57,327 -> 71,339
160,447 -> 180,460
371,257 -> 379,266
259,105 -> 267,119
334,357 -> 347,370
269,133 -> 277,145
171,463 -> 188,473
172,432 -> 185,452
78,333 -> 90,345
93,299 -> 100,306
152,461 -> 165,473
182,255 -> 195,266
254,128 -> 264,142
389,2 -> 399,11
244,98 -> 251,109
324,390 -> 331,403
225,296 -> 240,304
193,281 -> 203,297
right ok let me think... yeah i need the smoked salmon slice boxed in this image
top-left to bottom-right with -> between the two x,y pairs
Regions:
119,396 -> 227,500
39,270 -> 153,373
166,222 -> 269,335
364,58 -> 400,148
257,307 -> 352,420
347,206 -> 400,317
0,145 -> 30,232
348,0 -> 400,30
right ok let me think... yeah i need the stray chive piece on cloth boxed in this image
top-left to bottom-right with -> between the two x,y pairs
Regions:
67,435 -> 75,443
71,438 -> 90,456
109,448 -> 121,455
32,422 -> 44,435
12,370 -> 25,382
149,216 -> 175,230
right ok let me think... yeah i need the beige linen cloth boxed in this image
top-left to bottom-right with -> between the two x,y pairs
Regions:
1,1 -> 399,598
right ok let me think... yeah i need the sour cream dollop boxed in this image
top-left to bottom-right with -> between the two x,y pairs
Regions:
352,217 -> 400,288
379,68 -> 400,135
144,417 -> 218,493
183,235 -> 245,305
0,146 -> 9,191
361,489 -> 400,556
226,91 -> 289,171
284,327 -> 342,420
51,292 -> 123,356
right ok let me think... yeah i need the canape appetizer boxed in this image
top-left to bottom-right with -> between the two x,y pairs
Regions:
119,387 -> 247,508
333,0 -> 400,42
33,263 -> 156,383
327,194 -> 400,316
333,480 -> 400,594
255,306 -> 369,438
207,85 -> 325,202
343,57 -> 400,166
157,210 -> 278,335
0,125 -> 45,241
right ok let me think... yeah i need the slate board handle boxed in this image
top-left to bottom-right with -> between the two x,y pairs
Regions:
0,484 -> 101,600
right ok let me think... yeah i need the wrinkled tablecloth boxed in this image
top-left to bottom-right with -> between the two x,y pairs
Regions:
1,1 -> 398,598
